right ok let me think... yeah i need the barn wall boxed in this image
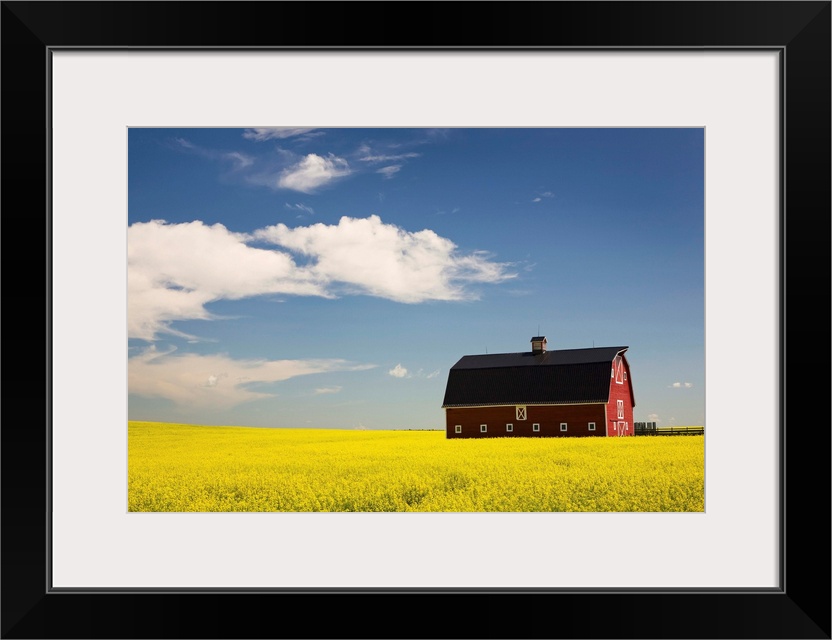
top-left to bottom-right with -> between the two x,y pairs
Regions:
606,356 -> 635,436
445,404 -> 607,439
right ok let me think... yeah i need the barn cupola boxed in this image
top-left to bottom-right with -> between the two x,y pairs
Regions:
530,336 -> 547,355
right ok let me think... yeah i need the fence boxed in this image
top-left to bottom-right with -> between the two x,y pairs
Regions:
634,423 -> 703,436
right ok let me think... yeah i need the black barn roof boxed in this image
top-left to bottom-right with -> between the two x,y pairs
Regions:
442,346 -> 628,408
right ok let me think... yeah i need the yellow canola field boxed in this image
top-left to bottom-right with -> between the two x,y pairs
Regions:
128,421 -> 704,513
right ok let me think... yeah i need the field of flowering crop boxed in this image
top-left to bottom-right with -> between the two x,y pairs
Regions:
128,421 -> 704,512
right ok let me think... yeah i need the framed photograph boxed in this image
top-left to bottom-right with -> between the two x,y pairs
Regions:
3,2 -> 829,638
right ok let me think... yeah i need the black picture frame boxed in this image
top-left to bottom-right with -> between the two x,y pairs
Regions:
2,2 -> 829,638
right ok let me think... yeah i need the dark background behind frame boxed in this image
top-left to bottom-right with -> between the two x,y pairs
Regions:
1,2 -> 829,638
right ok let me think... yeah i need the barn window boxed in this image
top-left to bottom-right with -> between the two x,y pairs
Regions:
454,425 -> 462,434
515,406 -> 527,420
480,424 -> 487,433
560,423 -> 568,432
617,400 -> 624,419
532,423 -> 540,432
624,372 -> 627,381
588,422 -> 596,431
506,423 -> 513,432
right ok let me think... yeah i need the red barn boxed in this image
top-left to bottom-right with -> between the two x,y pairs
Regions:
441,337 -> 635,438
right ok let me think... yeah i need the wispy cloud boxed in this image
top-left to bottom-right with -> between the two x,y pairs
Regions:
285,202 -> 315,216
243,128 -> 320,141
174,137 -> 253,171
313,386 -> 342,395
532,191 -> 554,203
425,128 -> 451,140
669,382 -> 694,388
177,135 -> 423,194
129,215 -> 516,341
356,143 -> 420,179
377,165 -> 401,179
426,369 -> 441,379
358,148 -> 421,163
129,346 -> 373,409
276,153 -> 351,193
226,151 -> 255,169
175,137 -> 195,150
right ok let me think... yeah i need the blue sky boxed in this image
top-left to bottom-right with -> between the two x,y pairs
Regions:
128,127 -> 704,429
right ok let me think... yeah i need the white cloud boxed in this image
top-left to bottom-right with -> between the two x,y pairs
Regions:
243,128 -> 318,141
669,382 -> 694,388
277,153 -> 351,193
128,219 -> 329,340
647,413 -> 660,422
129,216 -> 515,340
426,369 -> 441,379
377,165 -> 401,178
129,346 -> 374,410
388,364 -> 409,378
254,215 -> 516,304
